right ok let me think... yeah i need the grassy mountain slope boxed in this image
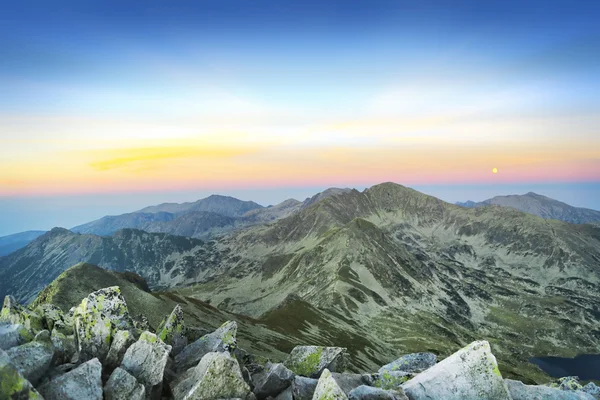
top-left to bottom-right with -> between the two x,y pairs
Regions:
0,230 -> 46,256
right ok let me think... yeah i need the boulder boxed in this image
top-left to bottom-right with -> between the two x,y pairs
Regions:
348,385 -> 409,400
252,362 -> 295,399
284,346 -> 347,378
312,368 -> 348,400
0,323 -> 32,350
157,304 -> 187,356
0,295 -> 43,334
402,340 -> 511,400
35,304 -> 65,332
0,348 -> 43,399
50,328 -> 76,364
106,330 -> 135,371
378,352 -> 436,374
172,351 -> 251,400
583,383 -> 600,399
104,367 -> 146,400
330,372 -> 374,394
550,377 -> 584,391
506,379 -> 595,399
73,286 -> 133,362
292,376 -> 319,400
38,357 -> 103,400
6,340 -> 54,385
373,371 -> 414,390
274,387 -> 293,400
121,331 -> 171,398
174,320 -> 237,372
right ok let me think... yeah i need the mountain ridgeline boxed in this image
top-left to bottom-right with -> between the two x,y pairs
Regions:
1,182 -> 599,385
456,192 -> 600,224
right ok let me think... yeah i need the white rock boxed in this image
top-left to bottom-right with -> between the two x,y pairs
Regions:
506,379 -> 595,400
402,340 -> 511,400
121,331 -> 171,397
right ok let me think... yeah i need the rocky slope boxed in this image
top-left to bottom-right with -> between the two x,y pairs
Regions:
0,230 -> 46,256
175,183 -> 600,383
2,273 -> 599,399
456,192 -> 600,224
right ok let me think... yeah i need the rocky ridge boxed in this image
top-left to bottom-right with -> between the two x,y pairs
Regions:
3,285 -> 599,400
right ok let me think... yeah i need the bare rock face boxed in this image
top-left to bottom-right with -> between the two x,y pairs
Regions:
284,346 -> 348,378
38,357 -> 103,400
172,351 -> 251,400
402,341 -> 511,400
0,348 -> 43,399
378,352 -> 436,374
104,367 -> 146,400
312,368 -> 348,400
174,320 -> 237,372
120,331 -> 172,398
506,379 -> 595,400
73,286 -> 133,363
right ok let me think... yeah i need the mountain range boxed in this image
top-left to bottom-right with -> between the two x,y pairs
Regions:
1,182 -> 599,384
0,230 -> 46,256
456,192 -> 600,224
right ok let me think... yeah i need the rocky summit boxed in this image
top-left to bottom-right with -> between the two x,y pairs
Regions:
1,285 -> 599,400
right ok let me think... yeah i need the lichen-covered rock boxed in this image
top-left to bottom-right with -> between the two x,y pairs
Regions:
348,385 -> 409,400
174,320 -> 237,372
402,340 -> 511,400
38,357 -> 103,400
550,377 -> 584,391
506,379 -> 595,399
73,286 -> 133,362
6,340 -> 54,385
0,295 -> 43,334
373,371 -> 414,390
35,304 -> 65,332
121,331 -> 171,398
106,330 -> 135,371
172,351 -> 251,400
0,323 -> 32,350
378,352 -> 436,374
284,346 -> 347,378
0,348 -> 43,399
34,330 -> 51,343
312,369 -> 348,400
252,362 -> 295,399
50,328 -> 76,364
157,304 -> 187,356
104,367 -> 146,400
292,376 -> 318,400
583,383 -> 600,399
133,314 -> 150,331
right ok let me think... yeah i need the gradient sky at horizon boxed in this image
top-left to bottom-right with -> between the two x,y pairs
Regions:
1,0 -> 599,234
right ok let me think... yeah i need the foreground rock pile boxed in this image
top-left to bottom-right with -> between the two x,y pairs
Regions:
1,287 -> 599,400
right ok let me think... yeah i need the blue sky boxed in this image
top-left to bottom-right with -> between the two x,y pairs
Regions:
1,0 -> 599,235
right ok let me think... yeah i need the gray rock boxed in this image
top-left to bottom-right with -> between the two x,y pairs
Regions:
292,376 -> 318,400
121,331 -> 171,398
549,376 -> 584,391
330,373 -> 374,394
73,286 -> 133,362
50,327 -> 76,364
378,352 -> 436,374
0,295 -> 43,334
6,340 -> 54,385
402,340 -> 511,400
0,323 -> 31,350
105,367 -> 146,400
312,368 -> 348,399
583,383 -> 600,399
35,304 -> 65,332
273,387 -> 293,400
174,320 -> 237,372
348,385 -> 408,400
106,330 -> 135,371
34,330 -> 51,343
38,357 -> 103,400
373,371 -> 414,390
0,348 -> 43,399
506,379 -> 595,399
157,304 -> 187,356
284,346 -> 348,378
172,351 -> 251,400
252,362 -> 295,399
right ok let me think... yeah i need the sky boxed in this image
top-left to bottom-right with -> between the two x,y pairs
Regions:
1,0 -> 599,235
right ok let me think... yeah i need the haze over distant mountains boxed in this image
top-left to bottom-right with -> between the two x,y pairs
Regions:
456,192 -> 600,224
1,182 -> 599,383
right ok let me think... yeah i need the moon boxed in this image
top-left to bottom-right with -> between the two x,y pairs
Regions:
492,167 -> 498,174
